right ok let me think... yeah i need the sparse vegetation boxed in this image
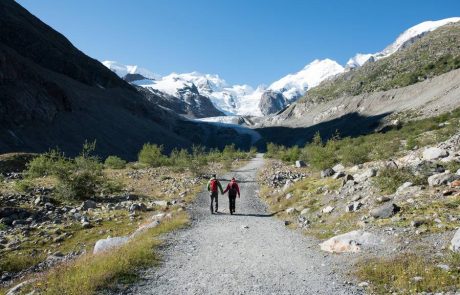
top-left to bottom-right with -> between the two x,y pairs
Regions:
357,253 -> 460,294
265,107 -> 460,170
36,212 -> 189,295
104,156 -> 127,169
373,167 -> 426,194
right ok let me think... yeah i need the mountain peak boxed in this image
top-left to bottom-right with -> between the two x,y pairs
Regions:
346,17 -> 460,68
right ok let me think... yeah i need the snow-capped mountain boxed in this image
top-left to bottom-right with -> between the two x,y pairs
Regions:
102,60 -> 160,80
346,17 -> 460,68
103,17 -> 460,118
268,59 -> 344,101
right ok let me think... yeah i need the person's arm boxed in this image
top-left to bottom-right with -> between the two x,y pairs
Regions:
222,183 -> 229,194
207,180 -> 210,191
218,181 -> 224,194
236,183 -> 241,197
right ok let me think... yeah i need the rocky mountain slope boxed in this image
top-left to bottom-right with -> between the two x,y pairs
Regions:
0,0 -> 253,159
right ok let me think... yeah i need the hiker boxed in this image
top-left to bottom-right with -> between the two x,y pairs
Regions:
207,174 -> 223,214
223,177 -> 240,215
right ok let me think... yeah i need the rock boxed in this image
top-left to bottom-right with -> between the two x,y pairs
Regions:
411,220 -> 425,228
81,221 -> 91,229
81,200 -> 97,210
423,147 -> 448,160
6,279 -> 37,295
129,203 -> 147,212
370,203 -> 400,219
451,180 -> 460,188
153,200 -> 169,207
284,220 -> 291,226
396,182 -> 413,193
411,276 -> 423,282
300,208 -> 310,216
286,208 -> 297,215
283,180 -> 293,191
332,164 -> 345,173
332,171 -> 346,179
241,225 -> 249,229
376,196 -> 391,204
437,264 -> 450,271
34,196 -> 44,206
319,230 -> 381,253
295,160 -> 306,168
450,228 -> 460,252
322,206 -> 335,214
131,220 -> 160,237
93,236 -> 130,254
385,160 -> 398,170
457,168 -> 460,176
428,172 -> 460,187
346,202 -> 363,212
354,168 -> 377,183
321,168 -> 335,178
358,282 -> 369,288
285,193 -> 293,200
351,195 -> 362,202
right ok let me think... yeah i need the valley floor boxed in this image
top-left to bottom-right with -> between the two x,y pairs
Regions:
112,154 -> 362,295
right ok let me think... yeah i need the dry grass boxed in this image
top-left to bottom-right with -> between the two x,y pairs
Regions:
33,212 -> 189,295
357,253 -> 460,294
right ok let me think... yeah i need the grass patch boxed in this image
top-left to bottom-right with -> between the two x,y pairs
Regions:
0,252 -> 46,274
34,212 -> 189,295
357,253 -> 460,294
373,167 -> 427,194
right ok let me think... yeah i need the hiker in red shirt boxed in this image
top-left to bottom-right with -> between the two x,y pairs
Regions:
223,177 -> 240,215
207,174 -> 223,214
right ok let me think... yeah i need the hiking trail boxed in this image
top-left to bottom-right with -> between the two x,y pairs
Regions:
118,154 -> 362,295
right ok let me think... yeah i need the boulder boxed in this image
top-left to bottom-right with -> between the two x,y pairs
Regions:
300,208 -> 310,216
93,236 -> 130,254
451,180 -> 460,188
295,160 -> 306,168
353,168 -> 377,183
322,206 -> 335,214
428,172 -> 460,187
131,220 -> 161,237
321,168 -> 335,178
450,228 -> 460,252
81,200 -> 97,210
319,230 -> 381,253
285,193 -> 293,200
332,164 -> 345,173
423,147 -> 448,161
129,203 -> 147,212
396,182 -> 413,194
346,202 -> 363,212
153,200 -> 169,207
370,203 -> 400,219
332,171 -> 346,179
286,208 -> 297,215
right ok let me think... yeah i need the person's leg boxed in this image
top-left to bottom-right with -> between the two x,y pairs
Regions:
210,193 -> 215,214
228,196 -> 232,214
231,196 -> 236,213
215,194 -> 218,212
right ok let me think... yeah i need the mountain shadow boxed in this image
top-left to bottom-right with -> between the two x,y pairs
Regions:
254,112 -> 392,150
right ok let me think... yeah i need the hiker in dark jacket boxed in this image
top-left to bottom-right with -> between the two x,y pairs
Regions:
223,177 -> 240,215
207,174 -> 223,214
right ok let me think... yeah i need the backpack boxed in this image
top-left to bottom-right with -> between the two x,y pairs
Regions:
210,179 -> 218,192
229,182 -> 237,196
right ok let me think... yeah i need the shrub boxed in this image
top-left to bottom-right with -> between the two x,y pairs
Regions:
339,142 -> 370,165
14,179 -> 34,193
138,144 -> 167,167
373,167 -> 426,194
25,141 -> 106,200
104,156 -> 126,169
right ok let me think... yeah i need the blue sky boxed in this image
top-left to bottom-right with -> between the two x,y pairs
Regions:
17,0 -> 460,86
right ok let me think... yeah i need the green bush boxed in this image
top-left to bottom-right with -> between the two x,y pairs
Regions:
138,144 -> 168,167
25,141 -> 107,200
373,167 -> 426,194
104,156 -> 126,169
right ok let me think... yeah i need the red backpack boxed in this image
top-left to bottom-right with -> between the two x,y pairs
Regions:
210,179 -> 218,192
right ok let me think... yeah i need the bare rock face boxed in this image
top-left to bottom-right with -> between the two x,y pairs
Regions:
259,90 -> 287,115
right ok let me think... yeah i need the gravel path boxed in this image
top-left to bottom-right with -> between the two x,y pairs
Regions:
120,155 -> 362,295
